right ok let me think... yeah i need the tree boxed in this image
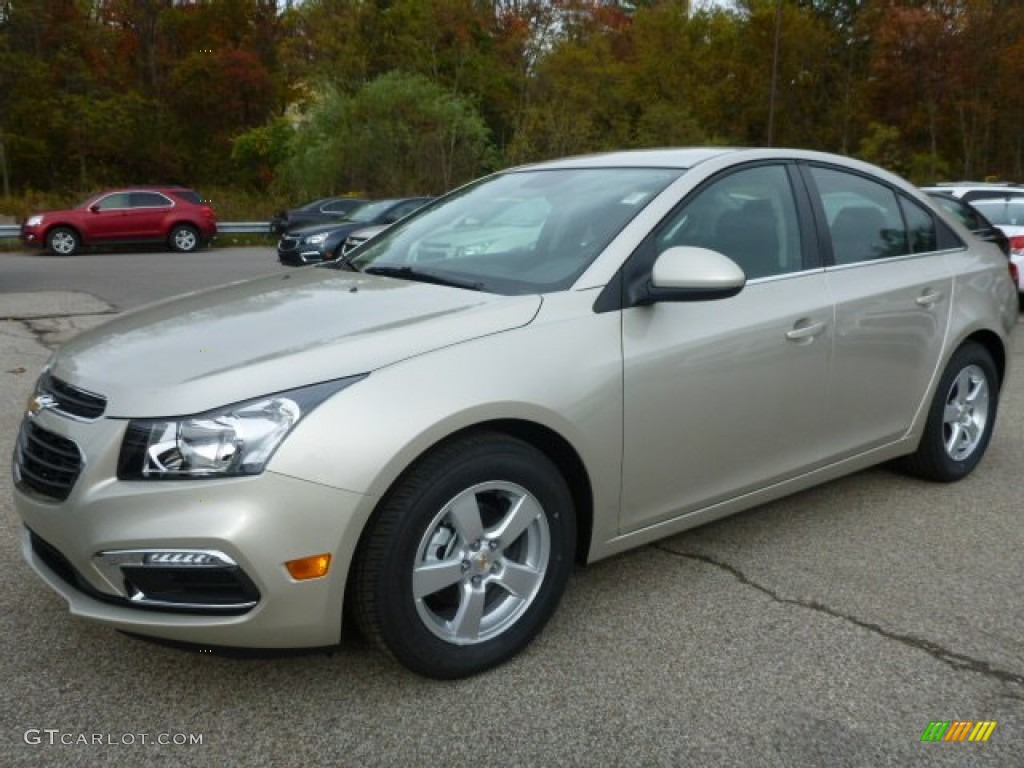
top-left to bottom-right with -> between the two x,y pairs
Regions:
277,71 -> 494,198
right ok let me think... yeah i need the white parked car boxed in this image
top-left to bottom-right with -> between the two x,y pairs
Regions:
970,198 -> 1024,293
13,148 -> 1018,678
920,182 -> 1024,203
339,224 -> 389,257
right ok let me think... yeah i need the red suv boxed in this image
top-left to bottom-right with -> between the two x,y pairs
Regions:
20,186 -> 217,256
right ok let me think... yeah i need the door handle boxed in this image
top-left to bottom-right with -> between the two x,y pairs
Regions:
915,289 -> 943,307
785,319 -> 827,342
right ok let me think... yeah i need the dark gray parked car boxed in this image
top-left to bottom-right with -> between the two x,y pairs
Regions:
277,197 -> 432,266
269,197 -> 369,235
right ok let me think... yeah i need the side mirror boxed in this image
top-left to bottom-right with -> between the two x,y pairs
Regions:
88,204 -> 101,213
639,246 -> 746,304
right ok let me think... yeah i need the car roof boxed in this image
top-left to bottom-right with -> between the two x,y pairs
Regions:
524,147 -> 739,170
516,147 -> 913,177
94,185 -> 196,194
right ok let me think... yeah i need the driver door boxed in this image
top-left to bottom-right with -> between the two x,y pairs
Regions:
619,163 -> 835,532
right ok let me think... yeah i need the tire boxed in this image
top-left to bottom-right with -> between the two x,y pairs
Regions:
901,341 -> 999,482
351,432 -> 575,679
169,224 -> 200,253
47,227 -> 79,256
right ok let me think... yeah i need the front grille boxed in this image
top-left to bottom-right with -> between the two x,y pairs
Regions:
279,236 -> 299,250
41,374 -> 106,420
14,421 -> 83,501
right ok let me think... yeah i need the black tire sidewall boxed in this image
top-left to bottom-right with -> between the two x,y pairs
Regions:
369,437 -> 575,678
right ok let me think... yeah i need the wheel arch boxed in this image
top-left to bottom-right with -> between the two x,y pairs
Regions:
909,328 -> 1007,444
344,418 -> 595,604
962,329 -> 1006,388
471,418 -> 594,565
44,222 -> 83,244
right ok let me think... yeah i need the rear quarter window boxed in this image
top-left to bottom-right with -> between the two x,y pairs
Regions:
169,189 -> 203,205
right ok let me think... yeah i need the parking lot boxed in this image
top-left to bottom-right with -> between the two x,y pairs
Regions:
2,247 -> 1023,767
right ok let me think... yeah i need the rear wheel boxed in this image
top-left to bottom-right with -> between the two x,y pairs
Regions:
901,341 -> 999,482
169,224 -> 200,253
351,432 -> 575,679
47,227 -> 79,256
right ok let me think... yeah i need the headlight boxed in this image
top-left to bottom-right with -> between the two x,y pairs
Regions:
304,232 -> 330,245
26,215 -> 44,227
117,377 -> 364,480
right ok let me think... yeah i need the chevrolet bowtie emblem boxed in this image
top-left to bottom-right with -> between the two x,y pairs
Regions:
26,393 -> 57,417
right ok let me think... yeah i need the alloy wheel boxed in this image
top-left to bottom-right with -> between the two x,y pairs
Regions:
412,480 -> 550,645
942,364 -> 990,461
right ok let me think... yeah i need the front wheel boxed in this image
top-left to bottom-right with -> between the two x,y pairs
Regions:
901,341 -> 999,482
168,224 -> 200,253
351,432 -> 575,679
47,227 -> 79,256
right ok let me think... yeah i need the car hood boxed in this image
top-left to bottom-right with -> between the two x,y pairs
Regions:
51,268 -> 542,417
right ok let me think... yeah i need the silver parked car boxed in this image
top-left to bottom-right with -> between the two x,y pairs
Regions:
13,148 -> 1017,679
339,224 -> 388,257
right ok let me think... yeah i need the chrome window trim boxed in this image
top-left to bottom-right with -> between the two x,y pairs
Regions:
822,246 -> 965,273
742,265 -> 827,285
94,190 -> 176,211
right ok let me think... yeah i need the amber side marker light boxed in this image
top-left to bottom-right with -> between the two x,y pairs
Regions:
286,554 -> 332,580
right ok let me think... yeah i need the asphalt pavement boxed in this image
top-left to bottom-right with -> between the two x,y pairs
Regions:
1,250 -> 1022,767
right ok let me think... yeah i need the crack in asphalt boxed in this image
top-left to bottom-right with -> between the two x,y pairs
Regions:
7,312 -> 117,350
651,543 -> 1024,689
13,311 -> 118,320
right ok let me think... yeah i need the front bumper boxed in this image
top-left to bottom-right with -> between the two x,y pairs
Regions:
277,235 -> 329,266
13,409 -> 372,648
20,225 -> 43,248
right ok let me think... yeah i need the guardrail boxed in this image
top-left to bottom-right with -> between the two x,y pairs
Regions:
0,221 -> 271,240
218,221 -> 272,235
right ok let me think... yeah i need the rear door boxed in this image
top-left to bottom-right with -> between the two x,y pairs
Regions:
127,191 -> 174,239
802,164 -> 953,455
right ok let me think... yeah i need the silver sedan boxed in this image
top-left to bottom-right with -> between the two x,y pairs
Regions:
12,148 -> 1017,678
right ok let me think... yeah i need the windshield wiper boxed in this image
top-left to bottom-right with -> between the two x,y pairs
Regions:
326,251 -> 361,272
364,265 -> 485,292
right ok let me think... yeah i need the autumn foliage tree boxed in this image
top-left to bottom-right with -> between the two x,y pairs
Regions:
2,0 -> 1024,204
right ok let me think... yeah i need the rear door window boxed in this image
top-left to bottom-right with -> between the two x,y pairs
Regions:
130,192 -> 172,208
809,167 -> 911,264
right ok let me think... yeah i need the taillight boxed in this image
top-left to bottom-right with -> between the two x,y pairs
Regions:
1009,260 -> 1019,288
1009,235 -> 1024,256
201,205 -> 215,220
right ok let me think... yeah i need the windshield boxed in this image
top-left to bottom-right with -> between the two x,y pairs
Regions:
346,168 -> 681,294
972,200 -> 1024,228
